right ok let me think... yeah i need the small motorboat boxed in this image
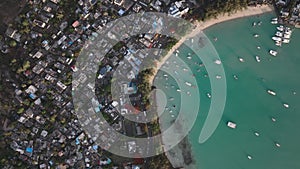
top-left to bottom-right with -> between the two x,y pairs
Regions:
238,57 -> 245,62
255,56 -> 261,62
275,41 -> 282,47
283,103 -> 289,108
185,82 -> 192,87
267,89 -> 276,96
214,59 -> 222,65
206,93 -> 211,98
277,25 -> 284,31
272,36 -> 282,41
283,39 -> 290,44
233,75 -> 238,80
227,121 -> 237,129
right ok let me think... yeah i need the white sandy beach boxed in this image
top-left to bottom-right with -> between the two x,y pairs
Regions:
149,4 -> 274,85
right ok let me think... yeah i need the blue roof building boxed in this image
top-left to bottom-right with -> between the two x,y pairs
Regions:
26,147 -> 33,153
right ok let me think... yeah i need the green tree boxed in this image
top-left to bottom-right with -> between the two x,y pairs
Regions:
9,40 -> 17,47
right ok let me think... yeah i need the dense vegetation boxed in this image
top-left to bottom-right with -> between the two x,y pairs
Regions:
189,0 -> 270,21
135,68 -> 155,111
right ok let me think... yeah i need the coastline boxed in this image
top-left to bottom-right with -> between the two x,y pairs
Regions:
152,4 -> 274,169
149,4 -> 274,86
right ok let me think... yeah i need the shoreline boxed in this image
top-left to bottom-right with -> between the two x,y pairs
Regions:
152,5 -> 274,168
149,4 -> 274,86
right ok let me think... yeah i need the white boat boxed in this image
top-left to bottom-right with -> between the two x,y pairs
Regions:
271,20 -> 278,24
283,103 -> 289,108
187,56 -> 192,59
253,34 -> 259,38
272,17 -> 278,21
238,57 -> 245,62
276,31 -> 283,37
272,36 -> 282,41
185,82 -> 192,87
269,50 -> 278,56
284,33 -> 291,39
277,25 -> 284,31
253,22 -> 257,26
206,93 -> 211,98
275,41 -> 282,47
247,155 -> 252,160
227,121 -> 236,129
283,39 -> 290,43
233,75 -> 238,80
176,89 -> 181,92
216,75 -> 222,79
271,117 -> 276,122
255,56 -> 261,62
285,29 -> 292,35
214,59 -> 222,65
267,89 -> 276,96
258,21 -> 262,26
254,132 -> 260,136
275,142 -> 281,147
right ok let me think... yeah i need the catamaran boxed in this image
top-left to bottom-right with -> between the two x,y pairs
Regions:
269,50 -> 278,56
276,31 -> 283,37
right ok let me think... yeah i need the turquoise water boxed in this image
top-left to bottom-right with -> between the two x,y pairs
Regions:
155,12 -> 300,169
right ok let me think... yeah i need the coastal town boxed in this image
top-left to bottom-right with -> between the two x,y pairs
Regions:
0,0 -> 196,168
0,0 -> 299,169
